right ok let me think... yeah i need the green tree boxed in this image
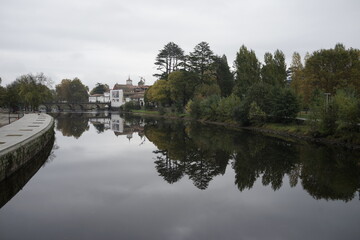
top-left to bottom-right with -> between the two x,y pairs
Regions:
234,82 -> 272,125
269,87 -> 300,122
216,94 -> 240,121
233,45 -> 261,98
303,44 -> 360,104
273,50 -> 287,86
168,71 -> 199,108
4,81 -> 21,111
56,78 -> 89,102
189,41 -> 214,82
193,81 -> 221,99
213,55 -> 234,97
4,73 -> 53,111
261,50 -> 287,86
90,83 -> 109,95
199,95 -> 221,120
154,42 -> 185,79
145,79 -> 171,107
289,52 -> 304,96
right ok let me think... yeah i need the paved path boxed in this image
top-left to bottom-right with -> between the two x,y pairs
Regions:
0,113 -> 53,155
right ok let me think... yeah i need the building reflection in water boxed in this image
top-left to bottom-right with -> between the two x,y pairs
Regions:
89,113 -> 145,141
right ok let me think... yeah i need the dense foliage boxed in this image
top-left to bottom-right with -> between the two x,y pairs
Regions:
90,83 -> 109,95
147,42 -> 360,141
0,73 -> 53,111
55,78 -> 89,103
148,42 -> 300,126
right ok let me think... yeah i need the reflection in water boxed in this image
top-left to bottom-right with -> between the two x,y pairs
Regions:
53,113 -> 90,138
301,148 -> 360,201
143,118 -> 360,201
0,135 -> 55,208
2,112 -> 360,240
145,120 -> 229,190
51,112 -> 360,201
89,113 -> 145,140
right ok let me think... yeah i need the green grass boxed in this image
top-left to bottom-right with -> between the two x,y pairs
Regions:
263,122 -> 311,136
297,111 -> 311,119
131,110 -> 160,115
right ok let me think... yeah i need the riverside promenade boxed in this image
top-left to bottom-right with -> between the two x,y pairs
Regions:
0,113 -> 54,182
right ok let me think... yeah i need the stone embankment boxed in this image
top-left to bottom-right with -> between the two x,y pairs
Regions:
0,113 -> 54,182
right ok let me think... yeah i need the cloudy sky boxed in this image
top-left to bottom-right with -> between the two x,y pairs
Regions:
1,0 -> 359,90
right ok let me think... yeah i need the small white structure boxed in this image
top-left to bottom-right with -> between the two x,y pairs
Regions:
110,89 -> 125,108
89,92 -> 110,103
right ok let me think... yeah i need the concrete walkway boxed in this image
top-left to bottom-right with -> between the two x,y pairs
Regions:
0,113 -> 54,155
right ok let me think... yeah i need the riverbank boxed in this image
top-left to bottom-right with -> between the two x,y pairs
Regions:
128,110 -> 360,150
0,113 -> 54,182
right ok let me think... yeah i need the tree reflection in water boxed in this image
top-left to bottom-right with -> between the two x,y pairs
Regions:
54,113 -> 90,138
145,120 -> 230,190
143,118 -> 360,201
50,113 -> 360,201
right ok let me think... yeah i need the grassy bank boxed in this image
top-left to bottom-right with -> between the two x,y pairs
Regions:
131,109 -> 188,118
128,109 -> 360,149
131,110 -> 160,115
261,122 -> 311,136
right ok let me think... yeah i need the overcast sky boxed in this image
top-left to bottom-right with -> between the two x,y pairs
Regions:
1,0 -> 359,90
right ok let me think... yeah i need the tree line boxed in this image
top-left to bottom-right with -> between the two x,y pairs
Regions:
146,42 -> 360,138
0,74 -> 109,112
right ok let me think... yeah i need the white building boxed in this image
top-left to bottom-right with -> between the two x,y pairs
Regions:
89,92 -> 110,103
110,89 -> 125,108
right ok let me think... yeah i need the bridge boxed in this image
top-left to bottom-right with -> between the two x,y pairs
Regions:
39,102 -> 111,112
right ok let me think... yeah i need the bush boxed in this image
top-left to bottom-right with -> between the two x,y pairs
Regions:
334,89 -> 360,132
216,94 -> 241,122
270,87 -> 300,122
233,82 -> 272,125
158,106 -> 166,115
199,95 -> 221,120
186,99 -> 202,119
308,91 -> 338,136
123,101 -> 141,112
248,101 -> 266,125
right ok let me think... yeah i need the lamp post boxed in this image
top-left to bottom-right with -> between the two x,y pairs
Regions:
324,93 -> 331,108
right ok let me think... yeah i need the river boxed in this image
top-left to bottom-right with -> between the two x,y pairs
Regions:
0,112 -> 360,240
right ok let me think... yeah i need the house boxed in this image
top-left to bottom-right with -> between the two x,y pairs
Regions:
89,92 -> 110,103
109,89 -> 124,108
88,77 -> 150,108
112,77 -> 150,106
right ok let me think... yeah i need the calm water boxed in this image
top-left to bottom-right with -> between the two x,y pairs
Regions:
1,112 -> 360,240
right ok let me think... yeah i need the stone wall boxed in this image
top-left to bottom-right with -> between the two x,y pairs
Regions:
0,118 -> 55,182
0,134 -> 55,208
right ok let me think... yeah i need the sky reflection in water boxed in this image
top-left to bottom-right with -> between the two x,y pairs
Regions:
0,112 -> 360,240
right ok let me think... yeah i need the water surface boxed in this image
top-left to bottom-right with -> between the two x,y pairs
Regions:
0,113 -> 359,240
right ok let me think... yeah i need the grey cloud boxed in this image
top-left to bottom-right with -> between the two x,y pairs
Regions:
0,0 -> 359,89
